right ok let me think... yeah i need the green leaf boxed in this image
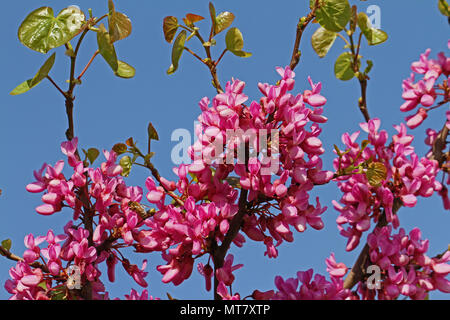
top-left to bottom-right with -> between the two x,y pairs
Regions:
366,162 -> 387,187
334,144 -> 342,156
209,2 -> 217,34
115,60 -> 135,78
97,23 -> 119,72
225,27 -> 252,58
334,52 -> 356,81
10,52 -> 56,95
163,16 -> 179,43
18,6 -> 86,54
10,81 -> 33,96
311,0 -> 351,32
86,148 -> 100,164
108,0 -> 132,43
357,12 -> 388,46
364,60 -> 374,74
439,0 -> 450,16
148,122 -> 159,141
214,12 -> 235,35
311,27 -> 337,58
112,143 -> 127,155
167,30 -> 187,75
120,156 -> 132,177
31,53 -> 56,87
1,239 -> 11,251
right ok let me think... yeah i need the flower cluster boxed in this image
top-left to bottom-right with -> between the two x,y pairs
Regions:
400,46 -> 449,129
358,226 -> 450,300
134,67 -> 331,288
253,254 -> 352,300
5,138 -> 153,299
333,119 -> 442,251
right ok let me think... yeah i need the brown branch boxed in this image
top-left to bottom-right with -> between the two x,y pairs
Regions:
357,77 -> 371,122
184,47 -> 206,64
0,246 -> 49,273
212,144 -> 250,300
212,187 -> 248,300
289,0 -> 320,71
349,32 -> 371,122
77,50 -> 100,80
429,122 -> 449,167
189,28 -> 224,94
46,76 -> 67,98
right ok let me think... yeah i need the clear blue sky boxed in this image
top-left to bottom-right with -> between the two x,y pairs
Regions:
0,0 -> 449,300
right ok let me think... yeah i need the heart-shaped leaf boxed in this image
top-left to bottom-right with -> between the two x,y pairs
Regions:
108,0 -> 132,42
334,52 -> 355,81
366,162 -> 387,187
18,6 -> 86,53
225,27 -> 252,58
311,0 -> 351,32
163,16 -> 179,43
311,27 -> 337,58
148,122 -> 159,141
214,12 -> 235,35
115,60 -> 136,78
120,156 -> 132,177
86,148 -> 100,164
112,143 -> 128,155
97,23 -> 118,72
357,12 -> 388,46
167,30 -> 187,75
1,239 -> 11,251
10,52 -> 56,95
183,13 -> 204,26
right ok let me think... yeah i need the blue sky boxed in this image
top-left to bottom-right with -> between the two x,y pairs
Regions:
0,0 -> 449,300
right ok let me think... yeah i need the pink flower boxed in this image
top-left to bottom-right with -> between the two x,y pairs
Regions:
303,76 -> 327,107
325,253 -> 348,277
217,281 -> 240,300
215,254 -> 243,286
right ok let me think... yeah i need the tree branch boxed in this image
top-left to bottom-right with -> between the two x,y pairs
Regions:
289,0 -> 320,71
429,122 -> 449,167
0,246 -> 49,273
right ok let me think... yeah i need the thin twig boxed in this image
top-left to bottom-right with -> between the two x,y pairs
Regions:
289,0 -> 320,71
184,47 -> 206,64
77,50 -> 100,80
46,76 -> 67,98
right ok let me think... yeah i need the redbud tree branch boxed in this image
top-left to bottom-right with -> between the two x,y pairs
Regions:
430,122 -> 449,167
349,31 -> 371,122
289,0 -> 320,71
179,25 -> 224,94
0,246 -> 50,274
